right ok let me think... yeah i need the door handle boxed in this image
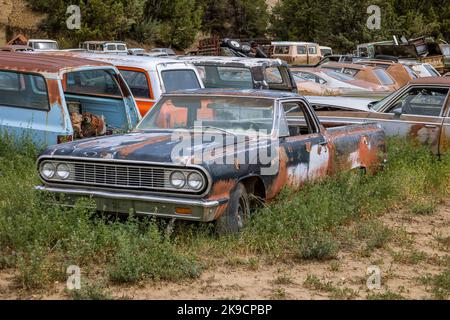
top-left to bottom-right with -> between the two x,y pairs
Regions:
425,125 -> 437,128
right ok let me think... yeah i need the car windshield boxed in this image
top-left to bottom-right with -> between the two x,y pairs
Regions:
370,91 -> 395,111
373,69 -> 395,85
35,42 -> 58,50
161,70 -> 201,92
137,96 -> 275,135
196,65 -> 253,89
325,70 -> 355,81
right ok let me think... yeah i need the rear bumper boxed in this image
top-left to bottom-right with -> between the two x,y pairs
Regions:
35,185 -> 227,222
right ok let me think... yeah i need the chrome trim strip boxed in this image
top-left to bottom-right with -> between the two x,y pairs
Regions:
35,185 -> 224,208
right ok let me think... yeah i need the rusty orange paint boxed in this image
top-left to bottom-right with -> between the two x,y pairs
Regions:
116,135 -> 171,156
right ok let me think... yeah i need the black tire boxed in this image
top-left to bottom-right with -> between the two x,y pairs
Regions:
215,183 -> 250,236
227,39 -> 241,51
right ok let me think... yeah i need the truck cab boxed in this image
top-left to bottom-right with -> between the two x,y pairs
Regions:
271,42 -> 323,65
27,39 -> 59,51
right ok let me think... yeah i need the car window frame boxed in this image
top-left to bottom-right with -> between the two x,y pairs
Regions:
383,85 -> 450,118
118,66 -> 154,100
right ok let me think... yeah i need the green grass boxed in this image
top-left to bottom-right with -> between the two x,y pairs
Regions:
419,269 -> 450,300
303,274 -> 358,299
0,135 -> 449,296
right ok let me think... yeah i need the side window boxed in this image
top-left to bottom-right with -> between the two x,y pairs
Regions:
265,67 -> 283,84
386,87 -> 449,117
119,69 -> 151,99
107,44 -> 116,51
0,70 -> 49,110
65,69 -> 122,97
274,46 -> 290,55
297,45 -> 306,55
308,46 -> 317,54
342,68 -> 358,77
373,68 -> 395,85
283,102 -> 318,136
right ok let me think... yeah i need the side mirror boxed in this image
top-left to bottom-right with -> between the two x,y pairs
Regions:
393,109 -> 402,118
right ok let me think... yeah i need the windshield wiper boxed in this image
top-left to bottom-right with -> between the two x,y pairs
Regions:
191,125 -> 237,137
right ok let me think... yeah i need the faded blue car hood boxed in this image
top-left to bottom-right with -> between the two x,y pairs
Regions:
41,131 -> 246,165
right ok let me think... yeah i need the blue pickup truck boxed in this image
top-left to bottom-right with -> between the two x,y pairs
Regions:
0,52 -> 140,146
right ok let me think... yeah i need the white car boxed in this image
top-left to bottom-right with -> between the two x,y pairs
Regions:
27,39 -> 59,51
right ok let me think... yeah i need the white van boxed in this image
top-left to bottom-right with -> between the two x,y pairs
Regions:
80,41 -> 128,55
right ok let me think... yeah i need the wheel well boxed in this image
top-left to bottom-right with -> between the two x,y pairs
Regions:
239,176 -> 266,206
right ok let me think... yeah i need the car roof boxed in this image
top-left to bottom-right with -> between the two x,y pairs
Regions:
28,39 -> 57,42
409,77 -> 450,86
272,41 -> 317,46
0,52 -> 115,77
178,55 -> 287,67
83,41 -> 126,44
37,52 -> 195,70
320,62 -> 373,70
163,88 -> 301,99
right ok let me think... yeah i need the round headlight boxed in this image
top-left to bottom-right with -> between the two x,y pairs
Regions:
170,171 -> 186,189
41,162 -> 56,179
56,163 -> 70,180
187,172 -> 204,190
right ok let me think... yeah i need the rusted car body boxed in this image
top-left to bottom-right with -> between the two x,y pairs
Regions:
291,67 -> 390,96
271,42 -> 323,65
36,89 -> 386,234
354,60 -> 417,87
319,62 -> 400,91
312,77 -> 450,155
178,56 -> 297,92
0,52 -> 140,146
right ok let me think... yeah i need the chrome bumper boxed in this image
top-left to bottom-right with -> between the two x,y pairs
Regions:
35,185 -> 227,222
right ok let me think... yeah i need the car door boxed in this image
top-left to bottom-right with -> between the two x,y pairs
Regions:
280,100 -> 330,188
118,66 -> 155,116
368,86 -> 449,154
0,70 -> 71,146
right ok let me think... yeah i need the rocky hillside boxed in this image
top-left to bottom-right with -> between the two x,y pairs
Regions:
0,0 -> 46,44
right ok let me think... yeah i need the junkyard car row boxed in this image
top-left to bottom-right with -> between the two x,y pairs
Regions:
0,39 -> 449,234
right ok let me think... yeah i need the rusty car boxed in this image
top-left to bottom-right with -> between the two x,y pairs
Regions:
36,89 -> 386,234
354,59 -> 417,87
0,52 -> 140,146
309,77 -> 450,155
319,62 -> 401,91
178,56 -> 297,92
291,67 -> 390,96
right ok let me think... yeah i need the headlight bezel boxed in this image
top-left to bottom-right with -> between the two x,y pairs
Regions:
41,162 -> 56,179
56,163 -> 71,180
187,172 -> 204,190
169,170 -> 186,189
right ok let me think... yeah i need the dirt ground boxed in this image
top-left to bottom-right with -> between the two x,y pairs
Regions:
0,200 -> 448,300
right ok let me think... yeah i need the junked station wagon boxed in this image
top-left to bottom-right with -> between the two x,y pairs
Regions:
36,89 -> 386,234
0,52 -> 140,146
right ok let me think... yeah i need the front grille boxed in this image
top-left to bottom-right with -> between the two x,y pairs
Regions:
42,160 -> 206,194
73,163 -> 167,189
